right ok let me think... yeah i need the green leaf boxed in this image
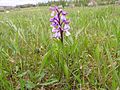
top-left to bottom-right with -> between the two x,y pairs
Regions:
18,70 -> 30,78
25,81 -> 36,89
63,61 -> 70,80
40,78 -> 58,86
39,50 -> 51,73
20,79 -> 25,90
105,47 -> 120,86
95,44 -> 100,61
72,73 -> 81,83
35,71 -> 46,81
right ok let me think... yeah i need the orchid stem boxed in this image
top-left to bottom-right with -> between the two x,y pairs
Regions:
60,31 -> 63,44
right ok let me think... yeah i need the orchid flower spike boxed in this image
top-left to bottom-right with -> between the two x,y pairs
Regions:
49,6 -> 70,43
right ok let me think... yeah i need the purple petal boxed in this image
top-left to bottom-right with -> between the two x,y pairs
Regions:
54,14 -> 59,20
50,17 -> 59,24
50,18 -> 55,22
54,6 -> 59,10
49,6 -> 58,11
49,7 -> 55,11
59,9 -> 63,14
64,20 -> 70,24
53,32 -> 61,38
62,11 -> 68,15
52,28 -> 58,33
61,15 -> 66,21
64,24 -> 70,31
51,22 -> 58,27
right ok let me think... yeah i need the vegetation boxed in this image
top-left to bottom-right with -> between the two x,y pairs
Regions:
0,5 -> 120,90
41,0 -> 118,6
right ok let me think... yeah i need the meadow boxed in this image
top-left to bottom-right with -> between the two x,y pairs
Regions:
0,5 -> 120,90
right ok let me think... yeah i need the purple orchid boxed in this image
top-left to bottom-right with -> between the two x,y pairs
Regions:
50,6 -> 70,43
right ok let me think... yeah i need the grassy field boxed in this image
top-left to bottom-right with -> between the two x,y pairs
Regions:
0,5 -> 120,90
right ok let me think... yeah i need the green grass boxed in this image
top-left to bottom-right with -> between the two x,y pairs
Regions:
0,5 -> 120,90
